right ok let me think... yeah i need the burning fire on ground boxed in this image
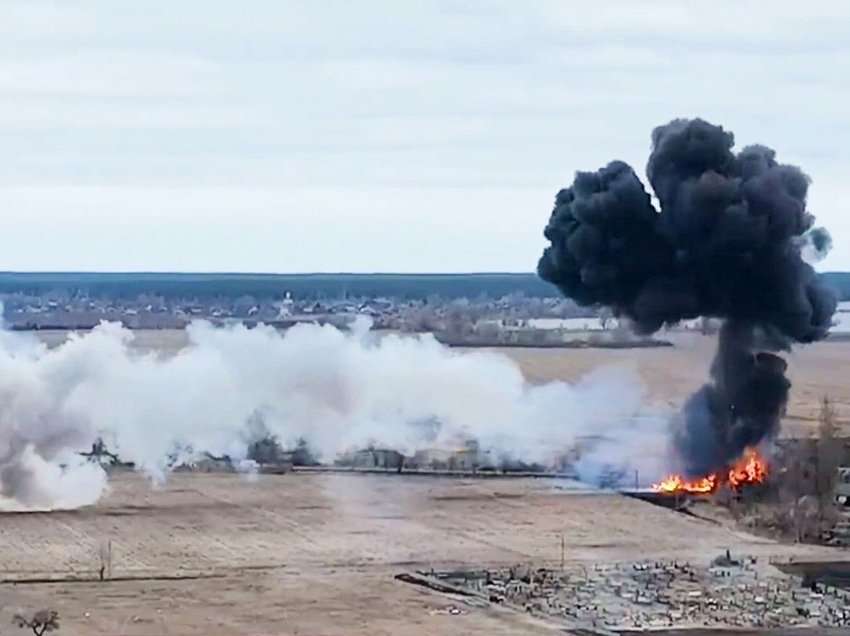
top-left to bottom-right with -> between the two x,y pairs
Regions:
652,448 -> 768,495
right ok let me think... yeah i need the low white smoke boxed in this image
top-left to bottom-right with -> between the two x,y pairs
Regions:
0,317 -> 671,509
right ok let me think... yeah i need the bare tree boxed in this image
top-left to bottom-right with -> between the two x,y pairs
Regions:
764,397 -> 849,542
475,320 -> 501,341
444,305 -> 473,338
744,439 -> 815,541
14,610 -> 59,636
810,395 -> 843,543
598,307 -> 613,331
291,437 -> 319,466
404,307 -> 440,333
816,396 -> 842,510
791,495 -> 820,543
247,434 -> 285,465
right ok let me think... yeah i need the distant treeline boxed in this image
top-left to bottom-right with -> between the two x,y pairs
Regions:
0,271 -> 847,301
821,272 -> 850,302
0,272 -> 558,300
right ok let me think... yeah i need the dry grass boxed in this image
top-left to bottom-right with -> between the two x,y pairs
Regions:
8,329 -> 849,634
0,473 -> 839,635
485,336 -> 850,437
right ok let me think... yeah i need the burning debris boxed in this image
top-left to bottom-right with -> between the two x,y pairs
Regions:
727,447 -> 769,489
652,447 -> 768,495
652,473 -> 717,495
539,118 -> 836,478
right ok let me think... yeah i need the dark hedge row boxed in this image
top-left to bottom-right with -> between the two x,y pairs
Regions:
0,272 -> 558,300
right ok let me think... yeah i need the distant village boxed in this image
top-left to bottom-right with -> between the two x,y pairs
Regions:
0,289 -> 623,345
2,289 -> 848,344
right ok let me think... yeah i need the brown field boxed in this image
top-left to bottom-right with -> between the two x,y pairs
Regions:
491,337 -> 850,437
7,330 -> 849,634
0,472 -> 839,636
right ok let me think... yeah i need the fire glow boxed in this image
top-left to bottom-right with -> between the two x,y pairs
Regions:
652,448 -> 768,495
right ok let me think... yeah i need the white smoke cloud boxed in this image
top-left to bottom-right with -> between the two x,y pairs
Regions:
0,318 -> 671,509
796,226 -> 833,264
0,446 -> 108,511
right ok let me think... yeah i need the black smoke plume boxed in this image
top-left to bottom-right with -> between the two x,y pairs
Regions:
538,118 -> 836,476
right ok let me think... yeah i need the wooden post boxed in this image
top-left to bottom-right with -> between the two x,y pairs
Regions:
560,534 -> 565,570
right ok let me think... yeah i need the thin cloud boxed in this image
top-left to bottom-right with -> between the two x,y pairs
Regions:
0,1 -> 847,271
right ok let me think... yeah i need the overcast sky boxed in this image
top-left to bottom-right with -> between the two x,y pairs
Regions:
1,1 -> 848,272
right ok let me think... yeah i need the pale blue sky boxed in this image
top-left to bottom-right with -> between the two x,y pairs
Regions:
1,1 -> 849,271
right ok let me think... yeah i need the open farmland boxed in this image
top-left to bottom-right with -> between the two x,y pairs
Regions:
6,329 -> 850,634
0,472 -> 841,635
492,336 -> 850,437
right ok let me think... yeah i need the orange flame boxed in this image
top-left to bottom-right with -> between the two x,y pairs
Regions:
652,448 -> 768,494
727,448 -> 768,488
652,473 -> 717,494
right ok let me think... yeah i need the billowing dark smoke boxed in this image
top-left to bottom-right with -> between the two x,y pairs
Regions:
673,322 -> 791,476
538,118 -> 837,476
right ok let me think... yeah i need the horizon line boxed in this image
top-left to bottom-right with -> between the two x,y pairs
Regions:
0,271 -> 544,277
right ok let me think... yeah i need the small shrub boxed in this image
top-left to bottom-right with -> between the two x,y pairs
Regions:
14,609 -> 59,636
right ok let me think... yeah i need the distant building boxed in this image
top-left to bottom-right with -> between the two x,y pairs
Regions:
339,448 -> 405,470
